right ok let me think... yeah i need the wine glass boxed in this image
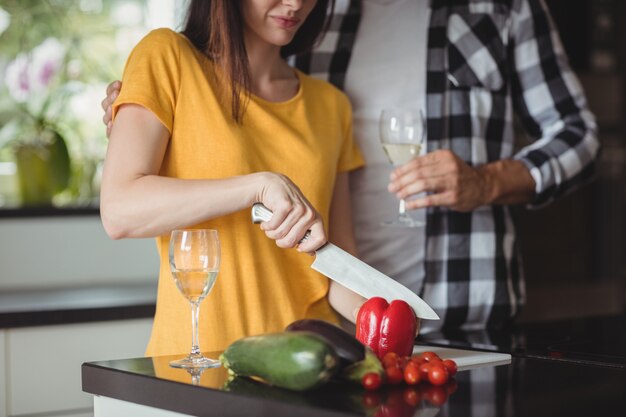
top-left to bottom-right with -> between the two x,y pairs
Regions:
379,107 -> 427,227
169,229 -> 220,369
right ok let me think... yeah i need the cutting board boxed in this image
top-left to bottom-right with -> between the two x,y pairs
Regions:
412,345 -> 511,371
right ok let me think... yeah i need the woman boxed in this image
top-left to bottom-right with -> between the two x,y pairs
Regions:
101,0 -> 365,356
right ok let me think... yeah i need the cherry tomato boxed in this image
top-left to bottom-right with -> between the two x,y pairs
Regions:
410,355 -> 424,366
418,362 -> 432,380
397,355 -> 409,369
362,372 -> 382,391
442,359 -> 458,377
403,387 -> 421,406
403,362 -> 421,385
385,366 -> 404,385
420,351 -> 441,363
428,364 -> 449,386
382,352 -> 399,368
428,357 -> 443,366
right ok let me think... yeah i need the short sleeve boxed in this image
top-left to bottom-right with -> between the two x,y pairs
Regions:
336,96 -> 365,173
112,28 -> 182,134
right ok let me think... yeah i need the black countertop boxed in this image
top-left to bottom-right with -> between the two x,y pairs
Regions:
0,283 -> 156,328
417,314 -> 626,369
82,349 -> 626,417
82,313 -> 626,417
0,207 -> 99,218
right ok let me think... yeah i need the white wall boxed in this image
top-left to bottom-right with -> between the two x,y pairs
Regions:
0,216 -> 158,290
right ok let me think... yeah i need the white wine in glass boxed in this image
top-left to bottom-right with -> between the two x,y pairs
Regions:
380,108 -> 426,227
382,143 -> 422,166
169,229 -> 220,369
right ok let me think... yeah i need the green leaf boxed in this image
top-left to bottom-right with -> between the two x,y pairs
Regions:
0,120 -> 21,149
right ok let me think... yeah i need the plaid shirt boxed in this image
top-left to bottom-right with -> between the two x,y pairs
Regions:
294,0 -> 599,330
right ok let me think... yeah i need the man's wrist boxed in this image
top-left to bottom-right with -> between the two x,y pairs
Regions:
477,160 -> 535,206
477,163 -> 499,206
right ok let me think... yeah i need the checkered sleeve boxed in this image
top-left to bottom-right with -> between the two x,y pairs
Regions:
509,0 -> 600,208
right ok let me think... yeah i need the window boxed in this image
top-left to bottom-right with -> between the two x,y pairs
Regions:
0,0 -> 184,210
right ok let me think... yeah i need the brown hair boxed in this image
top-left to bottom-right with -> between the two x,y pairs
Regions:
182,0 -> 335,123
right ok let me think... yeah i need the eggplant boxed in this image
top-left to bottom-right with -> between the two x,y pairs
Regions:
285,319 -> 365,368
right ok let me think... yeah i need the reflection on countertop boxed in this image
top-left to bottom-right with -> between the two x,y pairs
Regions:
417,314 -> 626,368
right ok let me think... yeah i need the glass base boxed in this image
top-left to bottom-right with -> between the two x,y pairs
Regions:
169,354 -> 221,369
381,216 -> 424,228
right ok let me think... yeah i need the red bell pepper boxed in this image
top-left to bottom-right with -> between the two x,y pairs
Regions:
355,297 -> 417,359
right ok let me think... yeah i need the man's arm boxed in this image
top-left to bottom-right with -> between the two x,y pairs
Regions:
101,81 -> 121,137
509,0 -> 600,207
390,149 -> 536,212
390,0 -> 598,212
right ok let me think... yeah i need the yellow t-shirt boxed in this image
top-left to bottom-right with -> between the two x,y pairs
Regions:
113,29 -> 364,356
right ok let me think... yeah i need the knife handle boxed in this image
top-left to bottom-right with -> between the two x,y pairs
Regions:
251,203 -> 311,243
251,203 -> 273,223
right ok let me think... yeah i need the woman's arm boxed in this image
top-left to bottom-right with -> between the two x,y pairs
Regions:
100,104 -> 327,253
326,172 -> 366,324
327,172 -> 422,334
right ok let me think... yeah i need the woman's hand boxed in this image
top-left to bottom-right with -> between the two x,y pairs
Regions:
101,80 -> 122,138
255,172 -> 327,253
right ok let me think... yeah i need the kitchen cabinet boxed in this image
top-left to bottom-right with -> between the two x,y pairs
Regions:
0,281 -> 156,417
94,397 -> 181,417
6,319 -> 151,417
1,330 -> 6,417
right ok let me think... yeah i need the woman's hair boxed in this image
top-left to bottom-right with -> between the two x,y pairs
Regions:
182,0 -> 335,123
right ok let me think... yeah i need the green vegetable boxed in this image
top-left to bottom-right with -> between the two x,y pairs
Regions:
340,348 -> 384,384
219,331 -> 339,391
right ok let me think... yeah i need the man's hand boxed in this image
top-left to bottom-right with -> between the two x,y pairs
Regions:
389,149 -> 491,212
101,80 -> 122,138
389,149 -> 536,211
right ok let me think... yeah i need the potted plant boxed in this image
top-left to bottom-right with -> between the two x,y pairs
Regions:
0,37 -> 72,206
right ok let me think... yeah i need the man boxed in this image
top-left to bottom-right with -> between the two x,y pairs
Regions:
102,0 -> 598,332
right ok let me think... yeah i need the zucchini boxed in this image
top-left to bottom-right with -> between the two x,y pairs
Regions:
219,331 -> 339,391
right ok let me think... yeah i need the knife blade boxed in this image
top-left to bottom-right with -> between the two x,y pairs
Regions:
251,203 -> 439,320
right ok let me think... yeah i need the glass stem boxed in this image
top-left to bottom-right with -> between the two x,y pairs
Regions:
399,198 -> 408,217
190,301 -> 201,356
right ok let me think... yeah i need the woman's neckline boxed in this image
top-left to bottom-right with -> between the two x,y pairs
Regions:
249,69 -> 304,106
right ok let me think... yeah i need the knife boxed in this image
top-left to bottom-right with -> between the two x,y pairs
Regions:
251,203 -> 439,320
